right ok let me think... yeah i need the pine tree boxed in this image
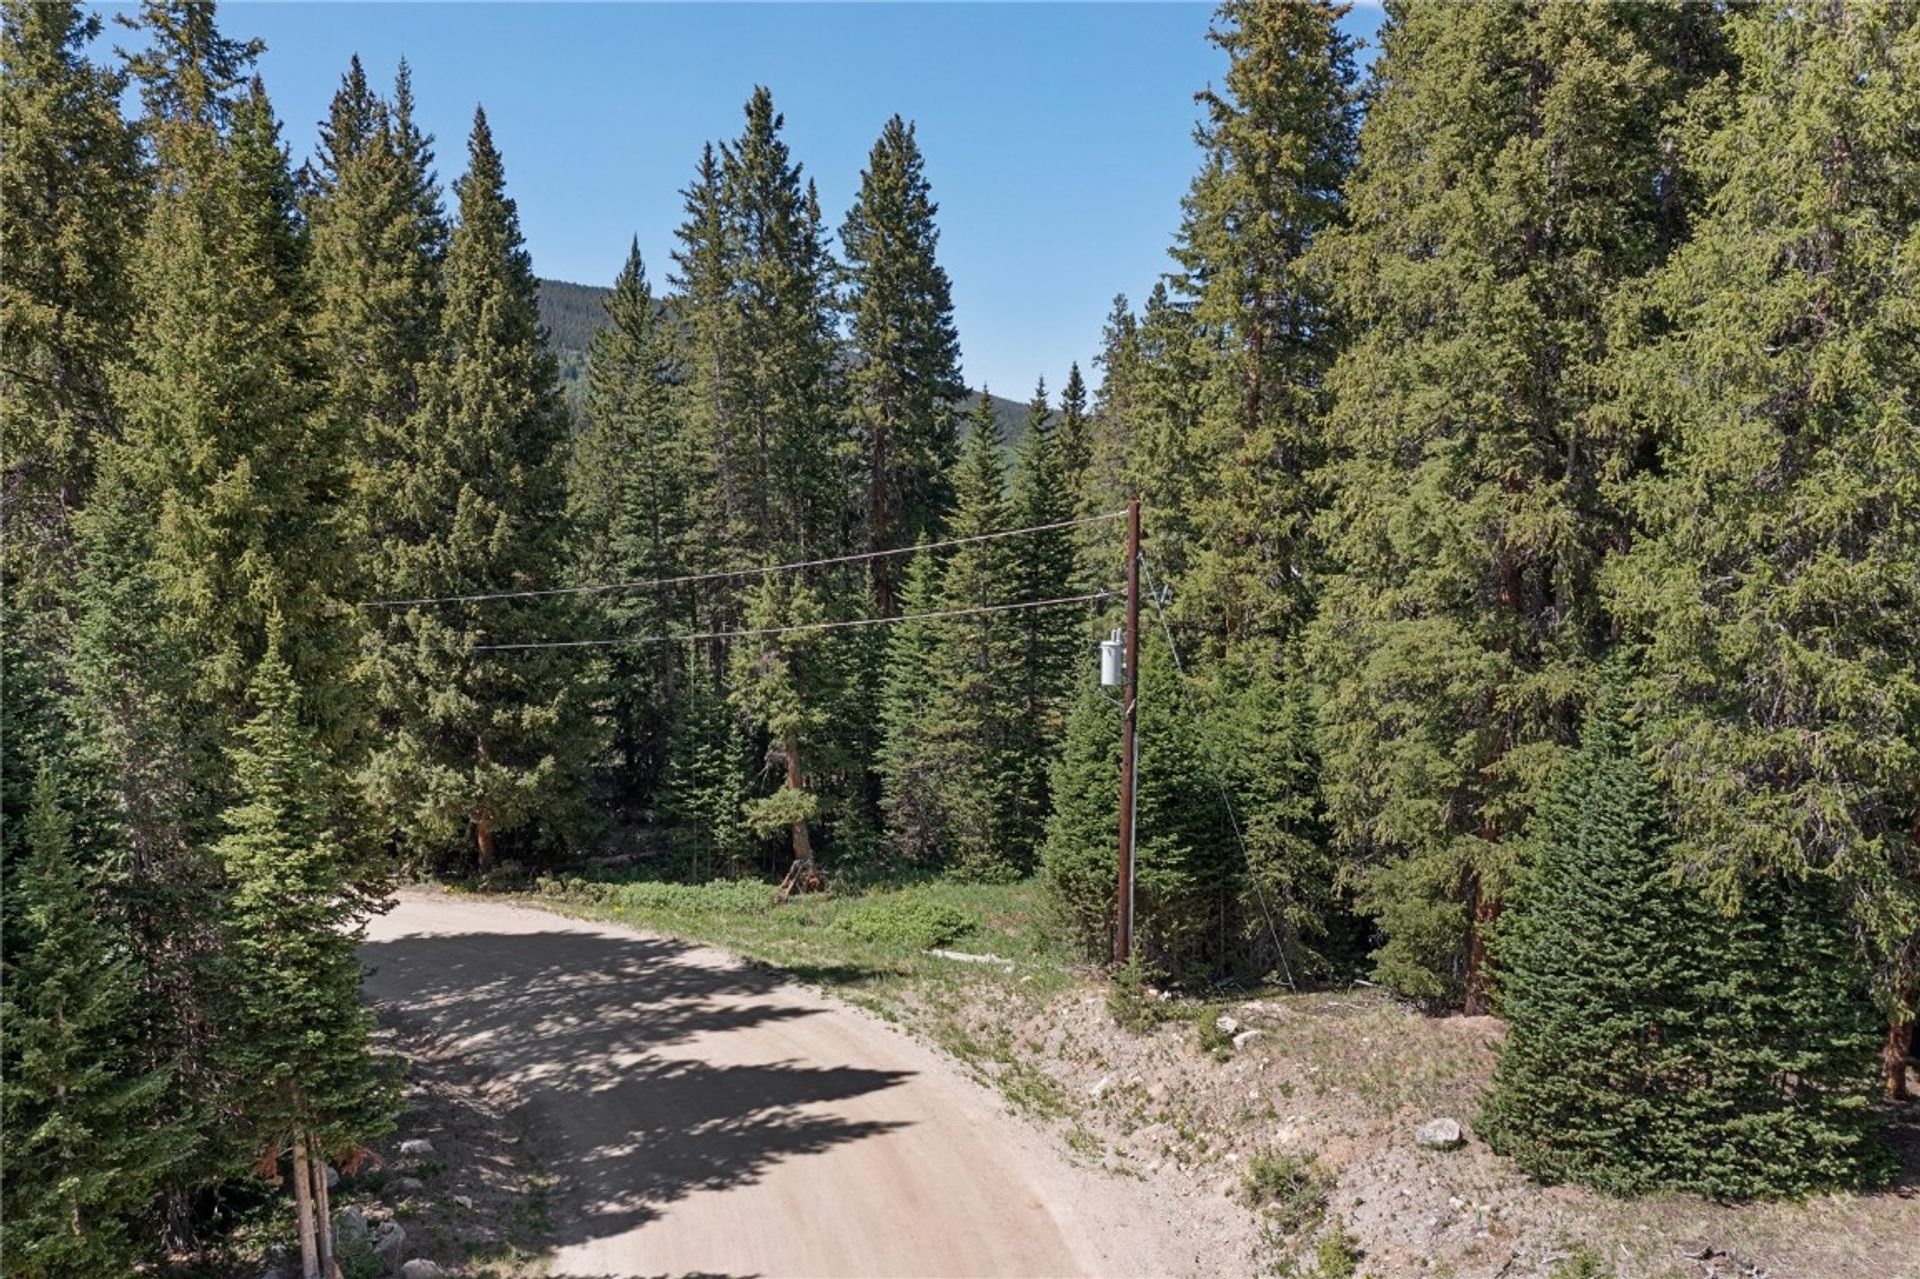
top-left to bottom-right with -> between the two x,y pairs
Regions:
568,241 -> 690,800
0,767 -> 178,1279
1171,0 -> 1357,651
1042,674 -> 1122,959
1202,654 -> 1344,982
840,114 -> 965,612
1074,297 -> 1143,591
364,108 -> 595,871
305,56 -> 446,603
1481,683 -> 1889,1198
923,393 -> 1026,879
730,575 -> 842,888
660,668 -> 756,879
722,88 -> 845,563
1603,0 -> 1920,1099
1307,1 -> 1730,1009
1056,362 -> 1091,493
0,0 -> 142,668
1006,378 -> 1082,853
671,141 -> 749,584
1131,634 -> 1238,979
112,15 -> 347,741
213,633 -> 391,1278
1042,632 -> 1235,981
877,542 -> 948,862
75,8 -> 355,1234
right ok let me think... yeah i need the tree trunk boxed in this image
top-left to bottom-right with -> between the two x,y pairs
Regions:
1888,1011 -> 1915,1101
775,739 -> 822,902
1463,887 -> 1501,1016
474,811 -> 496,874
291,1134 -> 320,1279
786,742 -> 813,866
311,1149 -> 336,1279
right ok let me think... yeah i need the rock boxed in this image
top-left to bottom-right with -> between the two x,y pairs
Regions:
397,1138 -> 435,1158
336,1206 -> 370,1248
401,1262 -> 445,1279
1675,1240 -> 1718,1261
1232,1029 -> 1264,1049
392,1176 -> 426,1197
371,1222 -> 406,1263
1214,1014 -> 1240,1034
451,1193 -> 475,1210
323,1164 -> 340,1190
1089,1074 -> 1115,1099
1415,1117 -> 1465,1150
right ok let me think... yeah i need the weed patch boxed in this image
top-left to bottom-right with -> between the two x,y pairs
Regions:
835,893 -> 970,950
1242,1150 -> 1330,1235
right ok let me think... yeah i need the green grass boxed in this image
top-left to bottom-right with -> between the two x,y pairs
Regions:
527,870 -> 1080,998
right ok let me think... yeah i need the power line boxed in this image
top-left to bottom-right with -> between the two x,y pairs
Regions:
360,510 -> 1129,610
1140,557 -> 1296,991
472,590 -> 1118,652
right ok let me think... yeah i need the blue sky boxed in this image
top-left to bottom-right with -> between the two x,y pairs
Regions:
101,2 -> 1385,398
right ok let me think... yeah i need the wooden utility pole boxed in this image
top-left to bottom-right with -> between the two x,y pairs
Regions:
1115,499 -> 1141,964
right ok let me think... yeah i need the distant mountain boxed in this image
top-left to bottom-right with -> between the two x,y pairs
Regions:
536,276 -> 1030,440
536,278 -> 614,404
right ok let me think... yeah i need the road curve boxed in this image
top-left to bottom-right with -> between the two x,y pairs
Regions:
362,891 -> 1197,1279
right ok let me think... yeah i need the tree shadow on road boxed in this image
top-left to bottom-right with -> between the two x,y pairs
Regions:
361,928 -> 912,1255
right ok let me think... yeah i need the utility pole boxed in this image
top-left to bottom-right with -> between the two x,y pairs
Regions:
1115,499 -> 1141,964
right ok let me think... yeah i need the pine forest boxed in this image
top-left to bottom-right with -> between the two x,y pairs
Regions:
3,2 -> 1917,1277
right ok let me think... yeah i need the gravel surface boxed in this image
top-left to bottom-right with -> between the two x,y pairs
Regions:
363,890 -> 1237,1278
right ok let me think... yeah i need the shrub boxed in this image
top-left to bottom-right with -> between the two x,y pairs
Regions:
609,879 -> 775,917
834,894 -> 970,951
1194,1007 -> 1235,1061
1241,1150 -> 1329,1234
1106,955 -> 1169,1032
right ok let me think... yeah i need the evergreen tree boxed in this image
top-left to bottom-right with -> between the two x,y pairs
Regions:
1603,0 -> 1920,1097
75,7 -> 353,1232
305,56 -> 446,603
0,0 -> 142,670
877,542 -> 948,862
671,141 -> 749,584
1306,1 -> 1729,1008
1042,632 -> 1235,981
722,88 -> 845,562
1006,378 -> 1082,852
1056,361 -> 1091,493
1202,654 -> 1344,982
0,767 -> 178,1279
1171,0 -> 1357,650
112,15 -> 347,742
568,241 -> 690,800
1042,674 -> 1122,958
840,114 -> 965,612
730,575 -> 842,888
213,633 -> 391,1277
1482,684 -> 1889,1198
364,109 -> 594,871
660,668 -> 756,879
923,393 -> 1026,879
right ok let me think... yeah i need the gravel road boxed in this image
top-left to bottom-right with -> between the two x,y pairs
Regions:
362,891 -> 1214,1278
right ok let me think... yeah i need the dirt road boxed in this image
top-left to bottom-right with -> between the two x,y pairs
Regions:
362,891 -> 1218,1279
